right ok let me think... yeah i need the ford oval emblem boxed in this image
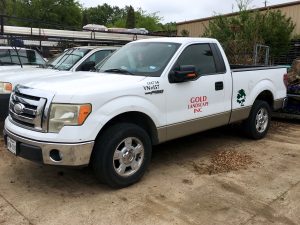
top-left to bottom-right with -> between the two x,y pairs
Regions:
14,103 -> 25,115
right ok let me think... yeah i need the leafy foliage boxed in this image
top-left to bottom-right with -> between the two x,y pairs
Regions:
260,10 -> 295,58
82,4 -> 125,27
134,8 -> 162,31
6,0 -> 82,28
126,5 -> 135,29
0,0 -> 6,14
204,0 -> 295,64
83,6 -> 163,32
1,1 -> 175,33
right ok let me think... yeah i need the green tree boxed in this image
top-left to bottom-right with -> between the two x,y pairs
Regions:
125,5 -> 135,28
0,0 -> 6,14
1,0 -> 17,17
135,8 -> 161,31
83,4 -> 166,32
204,0 -> 295,64
82,4 -> 125,27
9,0 -> 82,29
261,10 -> 295,59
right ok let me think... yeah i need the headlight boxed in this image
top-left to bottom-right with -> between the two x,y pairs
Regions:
48,104 -> 92,133
0,82 -> 12,94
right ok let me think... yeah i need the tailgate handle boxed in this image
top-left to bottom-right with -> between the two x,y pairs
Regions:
215,81 -> 223,91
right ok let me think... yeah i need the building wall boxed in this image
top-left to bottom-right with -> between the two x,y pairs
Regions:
177,3 -> 300,37
178,20 -> 210,37
280,4 -> 300,35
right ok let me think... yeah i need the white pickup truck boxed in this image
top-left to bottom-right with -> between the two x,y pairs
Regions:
3,38 -> 287,188
0,46 -> 117,118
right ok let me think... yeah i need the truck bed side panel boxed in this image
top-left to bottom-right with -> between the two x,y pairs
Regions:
230,67 -> 287,123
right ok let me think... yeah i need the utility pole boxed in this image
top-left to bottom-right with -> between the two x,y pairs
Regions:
264,0 -> 268,7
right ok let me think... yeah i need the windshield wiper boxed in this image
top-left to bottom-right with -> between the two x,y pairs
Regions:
104,68 -> 134,75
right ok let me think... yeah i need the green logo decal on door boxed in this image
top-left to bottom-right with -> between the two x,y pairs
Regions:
237,89 -> 246,106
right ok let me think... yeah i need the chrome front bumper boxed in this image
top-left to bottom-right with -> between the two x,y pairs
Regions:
3,128 -> 94,166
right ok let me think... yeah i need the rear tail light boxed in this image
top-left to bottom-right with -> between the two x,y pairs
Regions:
283,73 -> 288,88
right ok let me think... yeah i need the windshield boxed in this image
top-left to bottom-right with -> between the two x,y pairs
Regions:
0,49 -> 45,66
98,42 -> 181,77
48,48 -> 91,70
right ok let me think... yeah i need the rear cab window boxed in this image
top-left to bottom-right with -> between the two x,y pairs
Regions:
0,48 -> 45,66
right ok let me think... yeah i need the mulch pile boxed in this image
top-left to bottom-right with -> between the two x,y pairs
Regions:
192,150 -> 254,175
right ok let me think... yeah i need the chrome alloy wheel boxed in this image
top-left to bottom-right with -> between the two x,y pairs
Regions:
255,108 -> 269,133
113,137 -> 144,177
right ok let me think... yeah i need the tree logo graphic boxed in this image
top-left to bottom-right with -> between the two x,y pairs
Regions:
237,89 -> 246,106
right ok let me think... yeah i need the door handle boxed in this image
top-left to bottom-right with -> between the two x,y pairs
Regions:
215,81 -> 224,91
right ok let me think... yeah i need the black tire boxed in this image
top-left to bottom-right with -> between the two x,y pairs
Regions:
242,100 -> 271,140
92,123 -> 152,188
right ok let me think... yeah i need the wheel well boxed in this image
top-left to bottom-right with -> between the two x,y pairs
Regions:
255,90 -> 274,109
96,111 -> 159,145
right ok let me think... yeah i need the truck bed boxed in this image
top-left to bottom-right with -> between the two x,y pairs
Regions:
231,64 -> 288,72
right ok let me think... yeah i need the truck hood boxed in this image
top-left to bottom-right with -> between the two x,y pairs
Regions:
0,68 -> 72,85
0,65 -> 39,72
24,72 -> 146,96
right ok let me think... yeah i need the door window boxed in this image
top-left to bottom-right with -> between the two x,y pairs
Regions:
0,49 -> 13,65
86,50 -> 114,65
175,44 -> 217,75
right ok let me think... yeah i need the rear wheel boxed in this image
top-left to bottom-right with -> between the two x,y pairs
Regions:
92,123 -> 152,188
243,100 -> 271,139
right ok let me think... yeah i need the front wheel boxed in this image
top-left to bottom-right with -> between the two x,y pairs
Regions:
243,100 -> 271,140
92,123 -> 152,188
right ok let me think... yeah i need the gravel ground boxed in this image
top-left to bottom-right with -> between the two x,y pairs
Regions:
0,119 -> 299,225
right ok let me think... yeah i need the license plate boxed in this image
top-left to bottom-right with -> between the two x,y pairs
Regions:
7,137 -> 17,155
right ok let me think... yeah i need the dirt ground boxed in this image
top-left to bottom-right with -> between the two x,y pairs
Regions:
0,119 -> 299,225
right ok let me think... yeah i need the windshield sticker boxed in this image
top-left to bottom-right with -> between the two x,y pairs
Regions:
237,89 -> 246,106
188,96 -> 208,113
144,81 -> 164,95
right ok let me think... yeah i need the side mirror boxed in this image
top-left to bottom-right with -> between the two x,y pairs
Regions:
169,65 -> 198,83
80,61 -> 96,71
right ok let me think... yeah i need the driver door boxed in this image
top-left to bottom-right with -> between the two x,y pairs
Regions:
165,43 -> 230,140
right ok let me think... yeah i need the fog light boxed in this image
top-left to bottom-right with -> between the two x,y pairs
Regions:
49,149 -> 63,162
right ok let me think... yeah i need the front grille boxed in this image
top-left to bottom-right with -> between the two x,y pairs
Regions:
9,88 -> 48,132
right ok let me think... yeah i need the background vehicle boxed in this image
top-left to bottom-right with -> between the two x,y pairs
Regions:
128,28 -> 149,34
0,46 -> 46,71
0,46 -> 117,119
83,24 -> 108,32
3,38 -> 287,188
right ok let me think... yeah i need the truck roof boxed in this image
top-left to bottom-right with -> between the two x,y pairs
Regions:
75,46 -> 118,50
0,46 -> 36,51
135,37 -> 218,44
